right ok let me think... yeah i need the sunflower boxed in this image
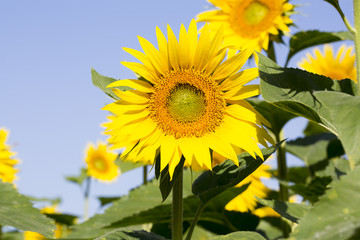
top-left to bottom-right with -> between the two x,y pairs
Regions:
196,0 -> 293,52
102,20 -> 274,179
224,164 -> 274,213
0,128 -> 19,183
298,44 -> 356,82
84,142 -> 119,182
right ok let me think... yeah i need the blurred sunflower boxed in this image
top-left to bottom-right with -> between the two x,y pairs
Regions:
0,128 -> 19,183
84,142 -> 119,182
196,0 -> 293,52
24,206 -> 63,239
225,164 -> 277,216
298,44 -> 356,82
102,20 -> 273,179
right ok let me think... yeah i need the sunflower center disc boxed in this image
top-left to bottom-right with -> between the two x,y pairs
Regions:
94,158 -> 106,171
168,84 -> 206,123
244,1 -> 269,25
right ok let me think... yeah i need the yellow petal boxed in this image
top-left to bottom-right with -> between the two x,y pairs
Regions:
138,36 -> 167,75
167,24 -> 180,69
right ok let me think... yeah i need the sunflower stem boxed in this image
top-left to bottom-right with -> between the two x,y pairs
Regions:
185,202 -> 205,240
354,0 -> 360,94
266,40 -> 277,63
143,166 -> 148,185
0,225 -> 2,239
172,169 -> 183,240
276,130 -> 289,238
84,177 -> 91,221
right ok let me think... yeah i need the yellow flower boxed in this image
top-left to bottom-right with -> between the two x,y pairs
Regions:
298,44 -> 356,82
84,142 -> 119,182
196,0 -> 293,52
225,164 -> 273,213
0,128 -> 19,183
24,206 -> 63,239
102,20 -> 274,179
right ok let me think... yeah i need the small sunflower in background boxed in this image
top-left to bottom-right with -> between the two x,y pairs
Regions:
298,44 -> 356,82
102,19 -> 274,179
84,142 -> 119,182
225,164 -> 279,217
0,128 -> 19,184
196,0 -> 294,52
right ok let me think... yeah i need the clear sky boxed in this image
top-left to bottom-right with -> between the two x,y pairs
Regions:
0,0 -> 354,220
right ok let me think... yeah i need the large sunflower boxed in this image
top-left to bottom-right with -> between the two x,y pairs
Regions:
103,20 -> 274,179
196,0 -> 293,52
298,44 -> 356,82
0,128 -> 19,183
84,142 -> 119,182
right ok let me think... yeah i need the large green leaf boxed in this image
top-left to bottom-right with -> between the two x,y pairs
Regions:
259,54 -> 360,165
290,166 -> 360,240
290,177 -> 332,203
248,98 -> 297,135
192,145 -> 278,203
285,30 -> 353,66
0,181 -> 56,237
94,229 -> 167,240
68,171 -> 194,238
286,133 -> 344,168
256,198 -> 311,223
210,231 -> 266,240
107,186 -> 250,230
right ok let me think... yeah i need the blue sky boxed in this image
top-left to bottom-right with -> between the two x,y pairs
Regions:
0,0 -> 354,220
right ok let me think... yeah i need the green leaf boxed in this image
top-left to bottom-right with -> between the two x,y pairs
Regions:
285,30 -> 353,66
315,157 -> 350,180
115,154 -> 144,174
2,231 -> 24,240
91,68 -> 131,100
107,186 -> 249,230
248,98 -> 297,135
97,196 -> 121,207
210,231 -> 266,240
303,121 -> 329,136
259,54 -> 360,166
69,171 -> 194,239
286,133 -> 344,167
158,157 -> 185,202
290,176 -> 332,203
256,198 -> 311,223
94,228 -> 167,240
192,145 -> 278,203
290,166 -> 360,240
45,213 -> 78,226
0,181 -> 56,237
65,168 -> 88,186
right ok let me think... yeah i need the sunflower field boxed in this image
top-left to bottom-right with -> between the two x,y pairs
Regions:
1,0 -> 359,239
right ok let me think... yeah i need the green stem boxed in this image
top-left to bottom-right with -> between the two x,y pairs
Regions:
143,166 -> 148,185
276,130 -> 289,238
266,40 -> 277,63
185,202 -> 206,240
172,169 -> 183,240
354,0 -> 360,95
84,177 -> 91,221
0,225 -> 2,239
